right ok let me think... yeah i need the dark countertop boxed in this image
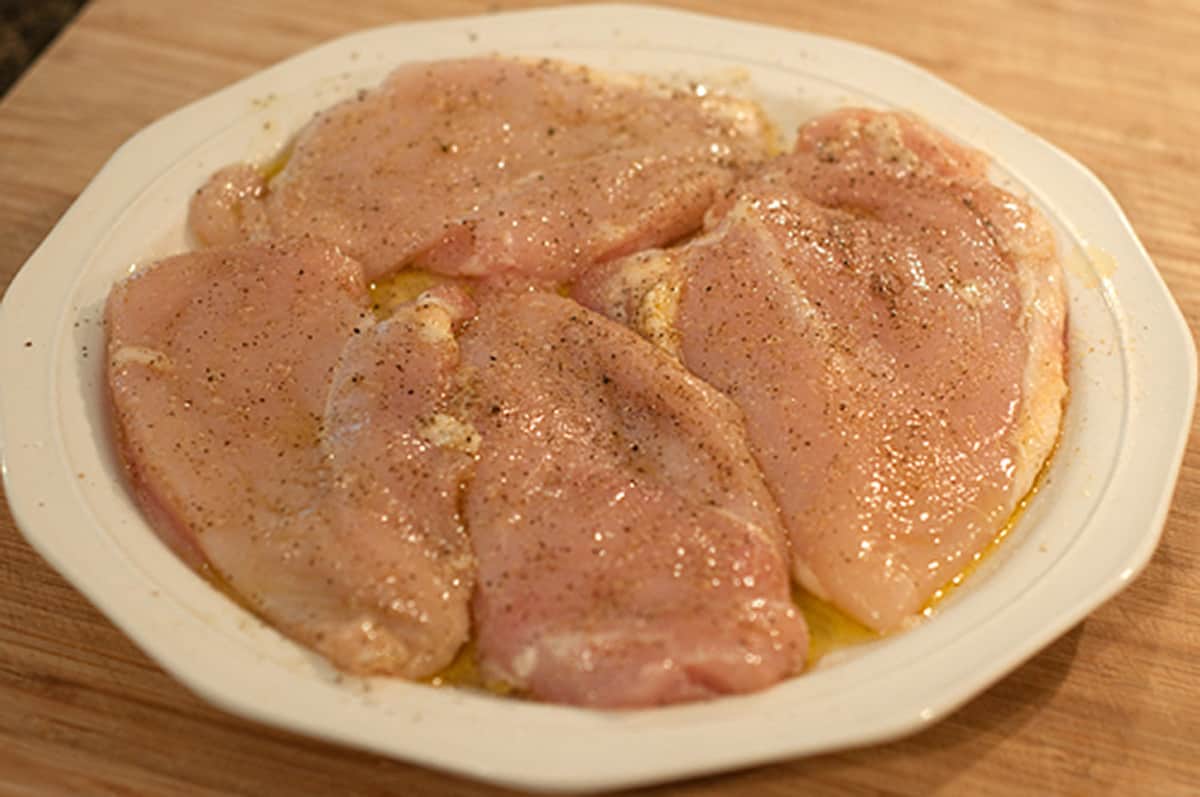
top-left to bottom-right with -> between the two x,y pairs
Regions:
0,0 -> 86,96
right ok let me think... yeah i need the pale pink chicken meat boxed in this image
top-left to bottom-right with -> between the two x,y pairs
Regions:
106,237 -> 476,677
574,109 -> 1068,632
456,292 -> 807,706
190,57 -> 772,285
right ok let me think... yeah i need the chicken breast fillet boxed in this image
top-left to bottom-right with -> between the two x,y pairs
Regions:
107,237 -> 476,677
457,291 -> 808,706
190,56 -> 773,286
574,109 -> 1068,632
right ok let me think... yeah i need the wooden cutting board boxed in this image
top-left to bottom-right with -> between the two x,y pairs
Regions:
1,1 -> 1198,794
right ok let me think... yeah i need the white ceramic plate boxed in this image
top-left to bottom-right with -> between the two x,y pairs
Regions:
1,5 -> 1194,792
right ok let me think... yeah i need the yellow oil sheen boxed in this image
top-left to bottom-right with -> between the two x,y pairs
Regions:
368,269 -> 445,318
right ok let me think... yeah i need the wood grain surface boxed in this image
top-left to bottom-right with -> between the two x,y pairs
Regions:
2,1 -> 1198,795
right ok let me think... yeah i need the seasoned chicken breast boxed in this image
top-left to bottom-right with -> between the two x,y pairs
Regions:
457,291 -> 807,706
107,238 -> 476,677
575,109 -> 1068,632
190,57 -> 773,286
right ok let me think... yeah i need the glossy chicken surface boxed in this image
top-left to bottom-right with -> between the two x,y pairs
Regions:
190,57 -> 772,286
110,59 -> 1069,703
458,292 -> 806,706
107,243 -> 808,704
107,237 -> 476,678
575,109 -> 1067,631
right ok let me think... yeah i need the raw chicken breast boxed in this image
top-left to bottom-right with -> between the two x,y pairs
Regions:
190,57 -> 772,285
106,237 -> 475,677
574,109 -> 1068,632
457,291 -> 807,706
